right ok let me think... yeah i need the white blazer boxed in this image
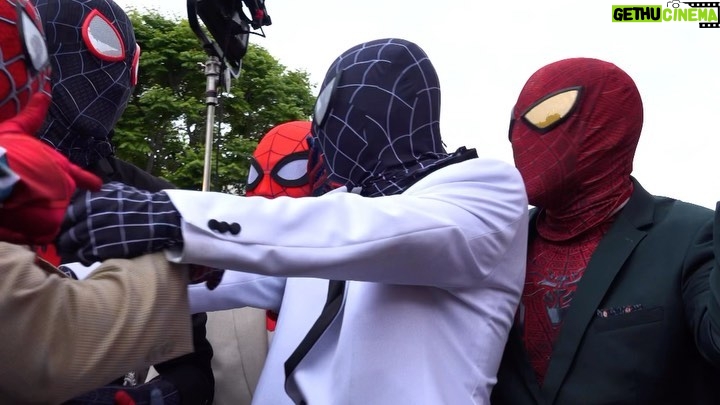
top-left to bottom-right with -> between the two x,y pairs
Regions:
170,158 -> 529,405
190,275 -> 326,405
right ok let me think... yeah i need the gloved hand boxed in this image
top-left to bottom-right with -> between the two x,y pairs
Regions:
57,182 -> 183,265
306,135 -> 342,196
0,96 -> 102,245
63,378 -> 179,405
188,264 -> 224,291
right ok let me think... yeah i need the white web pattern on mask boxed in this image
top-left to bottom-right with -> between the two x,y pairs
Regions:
315,38 -> 447,197
64,182 -> 181,265
35,0 -> 132,163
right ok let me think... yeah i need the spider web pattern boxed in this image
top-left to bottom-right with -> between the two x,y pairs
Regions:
63,182 -> 182,265
510,58 -> 640,239
519,223 -> 609,383
511,58 -> 642,383
311,38 -> 463,197
247,120 -> 312,198
35,0 -> 136,167
0,0 -> 48,122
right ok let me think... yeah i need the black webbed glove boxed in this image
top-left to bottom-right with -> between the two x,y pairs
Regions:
57,182 -> 183,266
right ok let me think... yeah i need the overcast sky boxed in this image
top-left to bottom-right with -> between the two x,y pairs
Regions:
115,0 -> 720,209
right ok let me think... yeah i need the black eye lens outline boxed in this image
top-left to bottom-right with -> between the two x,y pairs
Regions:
508,106 -> 517,142
271,151 -> 309,187
520,86 -> 583,134
245,157 -> 263,191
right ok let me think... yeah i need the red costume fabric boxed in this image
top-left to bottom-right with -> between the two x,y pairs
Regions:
0,0 -> 101,246
246,120 -> 312,199
0,129 -> 102,245
0,0 -> 48,123
509,58 -> 643,383
246,120 -> 312,330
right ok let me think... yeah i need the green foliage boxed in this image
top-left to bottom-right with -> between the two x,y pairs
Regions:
113,10 -> 316,193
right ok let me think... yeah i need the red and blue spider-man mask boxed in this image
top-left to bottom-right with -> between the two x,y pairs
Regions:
35,0 -> 139,168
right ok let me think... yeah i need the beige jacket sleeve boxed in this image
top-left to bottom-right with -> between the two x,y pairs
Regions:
0,243 -> 194,404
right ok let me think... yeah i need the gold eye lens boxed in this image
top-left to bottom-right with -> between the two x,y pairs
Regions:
524,89 -> 580,129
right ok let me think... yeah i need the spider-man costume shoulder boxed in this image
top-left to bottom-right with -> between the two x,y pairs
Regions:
0,0 -> 101,245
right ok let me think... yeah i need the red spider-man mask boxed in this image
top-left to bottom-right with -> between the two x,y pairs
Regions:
0,0 -> 102,246
246,121 -> 312,198
0,0 -> 50,124
509,58 -> 643,209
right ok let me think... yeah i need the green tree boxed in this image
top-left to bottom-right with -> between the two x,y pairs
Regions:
114,10 -> 315,193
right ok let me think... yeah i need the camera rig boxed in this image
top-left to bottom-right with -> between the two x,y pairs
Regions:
187,0 -> 271,77
186,0 -> 271,191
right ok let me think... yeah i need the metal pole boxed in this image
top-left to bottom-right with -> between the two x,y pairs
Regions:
201,56 -> 222,192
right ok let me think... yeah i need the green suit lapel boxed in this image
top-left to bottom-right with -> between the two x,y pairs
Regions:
540,179 -> 655,404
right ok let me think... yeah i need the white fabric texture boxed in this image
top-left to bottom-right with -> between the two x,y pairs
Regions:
171,157 -> 529,405
190,275 -> 325,405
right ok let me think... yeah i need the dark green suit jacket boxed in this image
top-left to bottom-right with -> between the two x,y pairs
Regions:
492,179 -> 720,405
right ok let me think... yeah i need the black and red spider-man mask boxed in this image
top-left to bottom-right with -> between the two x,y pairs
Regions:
509,58 -> 643,210
311,38 -> 476,197
35,0 -> 139,168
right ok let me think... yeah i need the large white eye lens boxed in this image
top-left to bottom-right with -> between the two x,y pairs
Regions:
82,10 -> 125,61
247,165 -> 260,184
276,158 -> 308,182
20,9 -> 48,72
245,158 -> 264,191
313,75 -> 338,126
272,152 -> 309,187
523,89 -> 580,130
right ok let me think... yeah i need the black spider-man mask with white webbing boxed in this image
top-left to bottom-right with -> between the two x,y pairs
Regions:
310,38 -> 476,197
35,0 -> 139,168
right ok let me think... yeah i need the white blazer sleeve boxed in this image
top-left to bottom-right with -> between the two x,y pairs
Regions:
165,159 -> 527,288
188,271 -> 285,314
